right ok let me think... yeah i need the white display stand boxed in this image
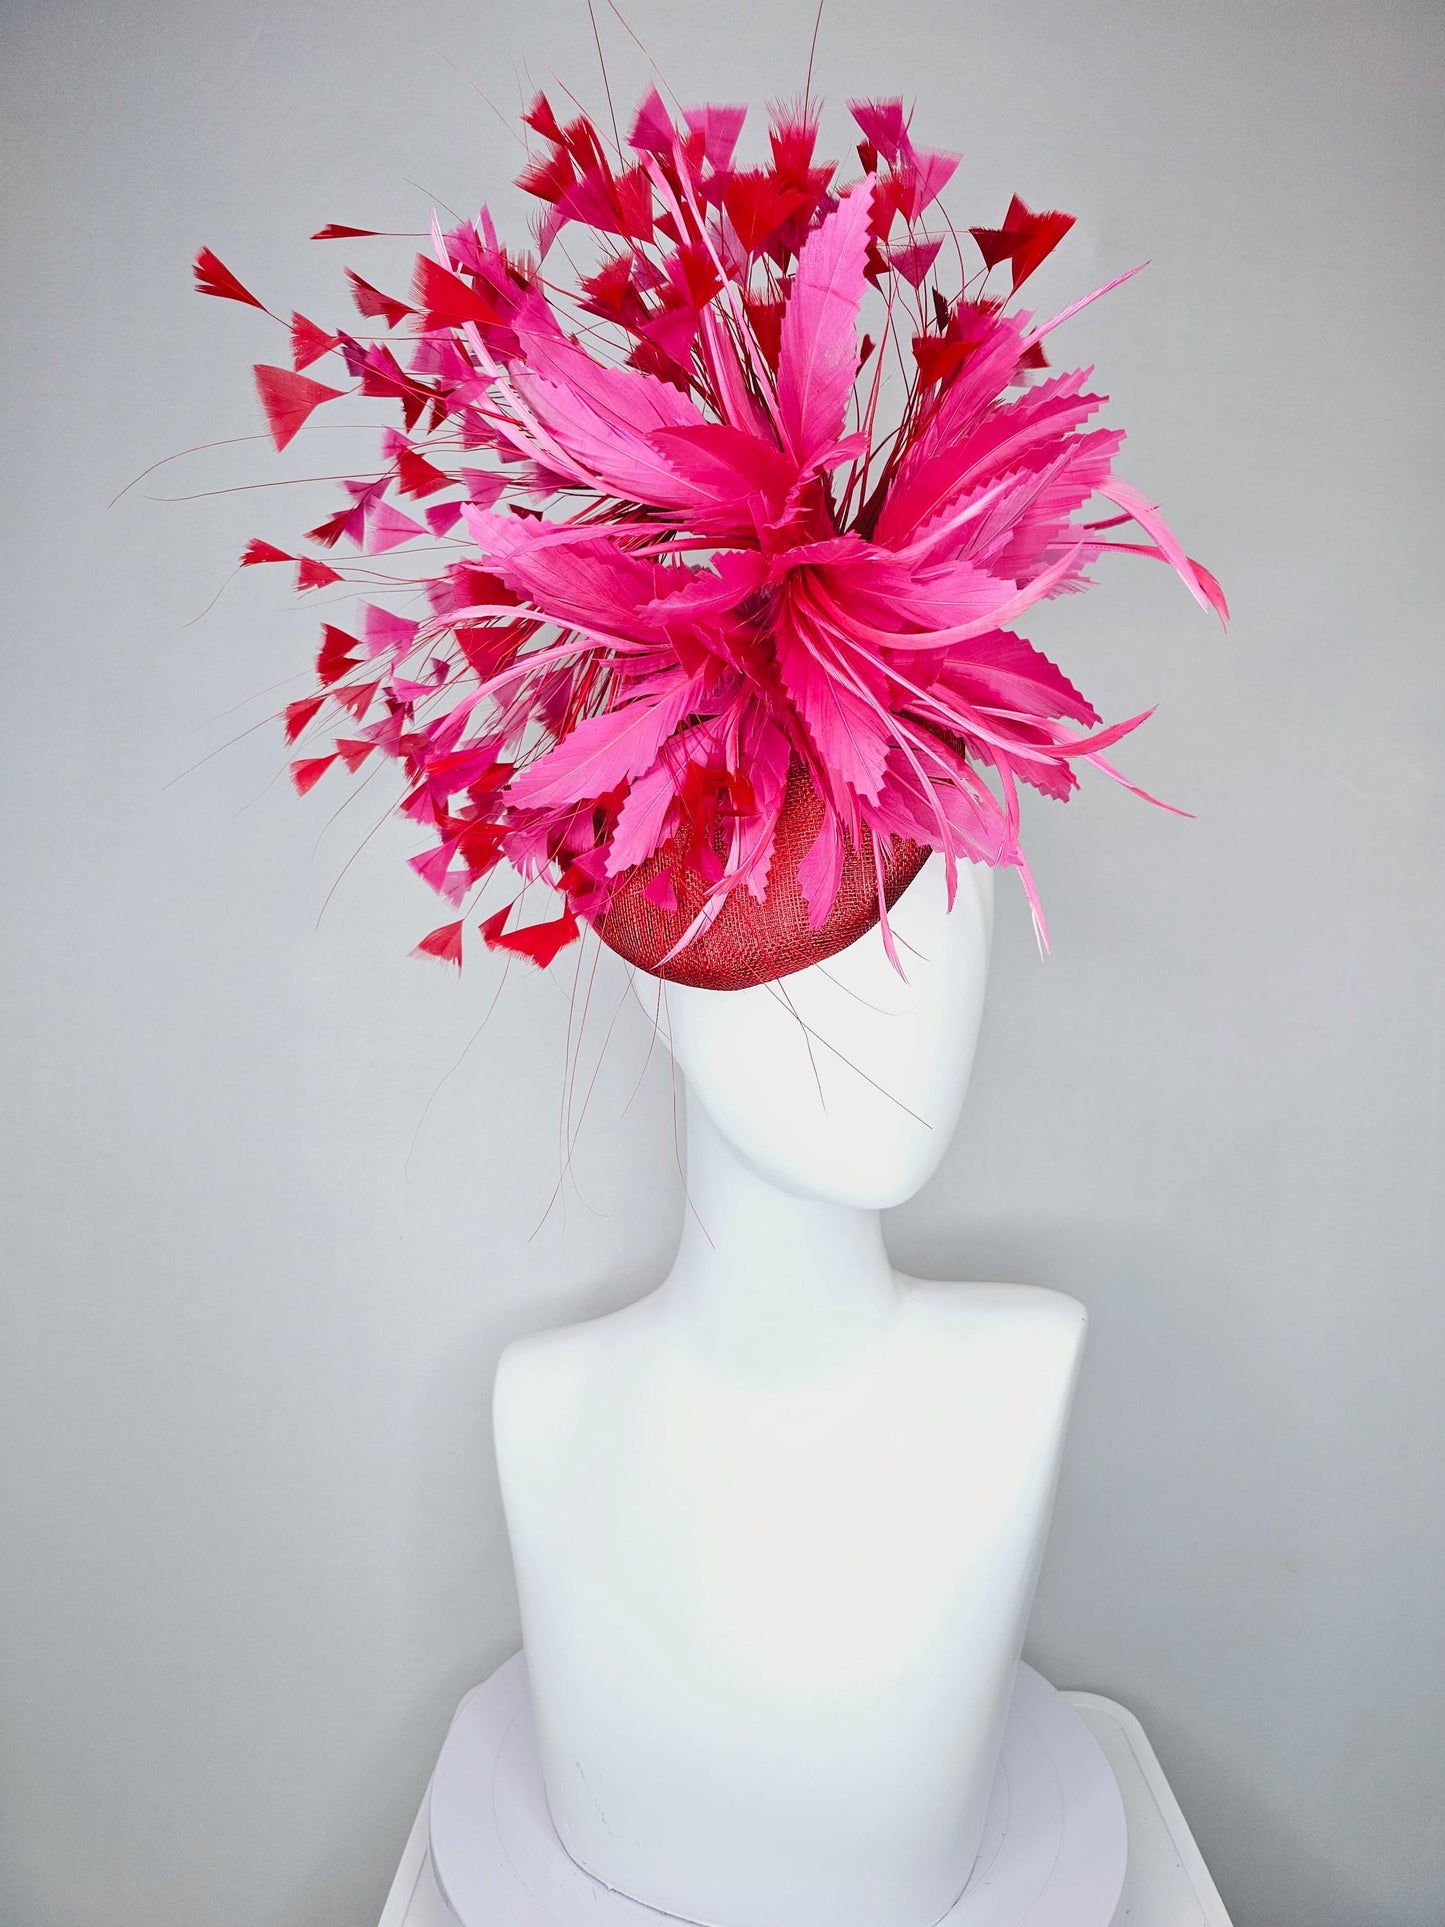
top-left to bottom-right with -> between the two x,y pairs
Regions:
378,1667 -> 1233,1927
426,1651 -> 1126,1927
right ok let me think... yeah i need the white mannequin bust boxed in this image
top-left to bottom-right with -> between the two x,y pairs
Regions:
493,855 -> 1087,1927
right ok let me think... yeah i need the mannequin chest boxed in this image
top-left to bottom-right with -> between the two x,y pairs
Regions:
495,1281 -> 1084,1684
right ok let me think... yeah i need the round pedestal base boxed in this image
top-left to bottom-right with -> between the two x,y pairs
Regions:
429,1654 -> 1126,1927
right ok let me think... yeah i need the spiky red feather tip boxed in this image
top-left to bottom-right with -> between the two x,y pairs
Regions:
196,88 -> 1223,986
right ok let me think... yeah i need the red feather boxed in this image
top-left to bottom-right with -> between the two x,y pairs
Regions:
193,247 -> 267,312
723,172 -> 810,254
742,294 -> 784,371
283,695 -> 325,742
240,538 -> 291,565
295,556 -> 342,590
290,312 -> 339,370
290,754 -> 337,795
478,902 -> 580,968
412,920 -> 464,968
395,448 -> 452,498
346,270 -> 414,328
306,503 -> 361,549
911,336 -> 973,387
522,91 -> 566,143
333,679 -> 380,719
456,820 -> 505,873
315,624 -> 361,685
312,223 -> 387,240
516,147 -> 576,205
1011,211 -> 1074,289
412,255 -> 499,331
969,196 -> 1076,292
253,364 -> 345,451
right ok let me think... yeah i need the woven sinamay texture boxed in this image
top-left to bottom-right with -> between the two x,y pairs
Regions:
593,761 -> 930,989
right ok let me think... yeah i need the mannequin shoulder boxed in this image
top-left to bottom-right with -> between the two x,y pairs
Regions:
896,1278 -> 1088,1369
492,1298 -> 645,1453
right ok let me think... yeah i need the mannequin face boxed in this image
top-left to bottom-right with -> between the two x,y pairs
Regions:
637,855 -> 993,1209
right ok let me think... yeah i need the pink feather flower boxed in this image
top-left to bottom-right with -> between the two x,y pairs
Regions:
198,88 -> 1223,981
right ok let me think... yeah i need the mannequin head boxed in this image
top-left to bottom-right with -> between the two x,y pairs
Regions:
637,855 -> 993,1209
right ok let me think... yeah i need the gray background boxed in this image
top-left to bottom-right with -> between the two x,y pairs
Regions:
2,2 -> 1442,1923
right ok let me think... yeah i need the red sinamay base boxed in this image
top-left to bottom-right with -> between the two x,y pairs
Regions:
591,762 -> 930,990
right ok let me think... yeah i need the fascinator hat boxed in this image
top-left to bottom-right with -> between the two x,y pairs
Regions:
198,88 -> 1223,991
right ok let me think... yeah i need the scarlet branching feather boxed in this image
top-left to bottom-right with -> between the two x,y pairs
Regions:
284,695 -> 325,742
253,365 -> 345,451
413,920 -> 464,967
969,196 -> 1077,292
290,312 -> 338,370
193,247 -> 267,311
315,624 -> 360,684
346,270 -> 414,328
290,755 -> 336,794
479,903 -> 580,968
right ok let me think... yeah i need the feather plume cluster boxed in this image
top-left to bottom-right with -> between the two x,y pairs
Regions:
198,88 -> 1223,984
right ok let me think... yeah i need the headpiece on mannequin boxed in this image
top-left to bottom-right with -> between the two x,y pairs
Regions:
197,87 -> 1223,990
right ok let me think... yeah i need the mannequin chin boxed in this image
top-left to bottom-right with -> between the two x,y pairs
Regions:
635,853 -> 994,1209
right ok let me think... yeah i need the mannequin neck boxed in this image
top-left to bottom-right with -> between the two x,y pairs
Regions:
660,1087 -> 900,1375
